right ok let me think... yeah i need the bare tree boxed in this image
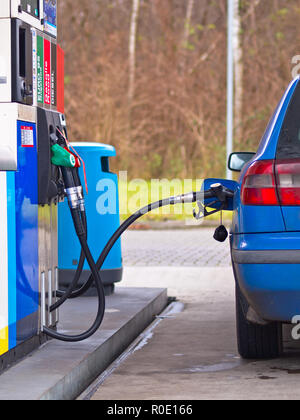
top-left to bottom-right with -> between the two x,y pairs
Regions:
128,0 -> 140,103
60,0 -> 298,180
182,0 -> 195,48
233,0 -> 243,143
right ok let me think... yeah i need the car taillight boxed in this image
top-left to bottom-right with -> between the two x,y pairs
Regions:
275,159 -> 300,206
241,160 -> 279,206
241,158 -> 300,206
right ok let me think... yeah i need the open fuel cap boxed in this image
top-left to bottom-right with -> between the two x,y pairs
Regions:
213,225 -> 228,242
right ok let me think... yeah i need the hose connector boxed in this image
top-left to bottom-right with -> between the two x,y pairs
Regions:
76,185 -> 86,211
170,192 -> 198,205
65,187 -> 79,209
65,185 -> 85,211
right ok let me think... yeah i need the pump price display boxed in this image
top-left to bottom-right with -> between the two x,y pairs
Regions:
21,0 -> 40,18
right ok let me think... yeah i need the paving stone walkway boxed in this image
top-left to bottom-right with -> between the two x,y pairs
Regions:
121,228 -> 231,267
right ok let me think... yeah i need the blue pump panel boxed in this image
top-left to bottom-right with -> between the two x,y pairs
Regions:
58,143 -> 122,285
15,121 -> 39,340
6,121 -> 39,351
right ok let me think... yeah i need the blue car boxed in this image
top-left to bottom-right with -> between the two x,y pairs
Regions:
205,76 -> 300,359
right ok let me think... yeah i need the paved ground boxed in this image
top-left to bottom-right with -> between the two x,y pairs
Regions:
87,229 -> 300,401
0,288 -> 167,400
122,228 -> 231,267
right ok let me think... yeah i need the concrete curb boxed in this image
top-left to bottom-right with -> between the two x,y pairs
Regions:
0,287 -> 168,400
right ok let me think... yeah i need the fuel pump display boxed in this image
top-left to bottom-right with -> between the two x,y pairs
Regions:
0,1 -> 44,32
0,19 -> 34,105
21,0 -> 40,18
0,18 -> 62,108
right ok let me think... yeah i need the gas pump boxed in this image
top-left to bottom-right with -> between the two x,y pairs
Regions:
0,0 -> 63,370
0,18 -> 34,105
0,1 -> 44,31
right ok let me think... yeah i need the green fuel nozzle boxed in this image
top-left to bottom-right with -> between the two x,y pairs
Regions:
51,144 -> 84,210
51,144 -> 76,168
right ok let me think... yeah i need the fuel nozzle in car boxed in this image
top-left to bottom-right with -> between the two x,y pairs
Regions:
193,183 -> 233,219
193,182 -> 234,242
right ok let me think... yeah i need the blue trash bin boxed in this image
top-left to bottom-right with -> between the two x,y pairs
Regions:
58,142 -> 123,295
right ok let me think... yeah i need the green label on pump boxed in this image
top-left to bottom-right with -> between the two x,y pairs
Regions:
37,35 -> 44,104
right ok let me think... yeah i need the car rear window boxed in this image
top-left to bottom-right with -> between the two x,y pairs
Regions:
277,82 -> 300,159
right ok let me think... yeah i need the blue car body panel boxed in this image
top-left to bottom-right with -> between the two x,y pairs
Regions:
232,201 -> 286,234
281,207 -> 300,232
255,77 -> 299,160
232,78 -> 300,236
232,231 -> 300,251
234,263 -> 300,321
219,77 -> 300,322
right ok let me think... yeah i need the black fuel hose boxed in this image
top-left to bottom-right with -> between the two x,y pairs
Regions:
50,209 -> 87,312
43,208 -> 106,342
62,192 -> 208,299
44,189 -> 220,342
50,166 -> 88,310
49,140 -> 88,311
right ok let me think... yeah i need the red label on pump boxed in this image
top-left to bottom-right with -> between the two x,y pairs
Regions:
57,45 -> 65,114
44,39 -> 51,105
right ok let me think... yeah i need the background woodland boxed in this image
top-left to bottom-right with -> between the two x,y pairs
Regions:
58,0 -> 300,179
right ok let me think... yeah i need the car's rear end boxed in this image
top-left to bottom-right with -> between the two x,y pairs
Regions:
231,77 -> 300,357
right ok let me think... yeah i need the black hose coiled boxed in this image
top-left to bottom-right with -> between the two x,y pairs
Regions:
43,208 -> 105,342
44,191 -> 215,342
60,198 -> 178,299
